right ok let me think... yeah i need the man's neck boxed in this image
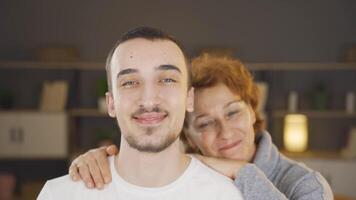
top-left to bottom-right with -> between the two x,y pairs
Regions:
115,139 -> 190,187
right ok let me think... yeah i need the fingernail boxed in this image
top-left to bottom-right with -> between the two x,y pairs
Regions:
72,176 -> 78,181
97,183 -> 103,189
104,177 -> 111,183
87,182 -> 94,188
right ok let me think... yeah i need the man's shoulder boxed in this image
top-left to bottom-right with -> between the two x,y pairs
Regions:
184,158 -> 243,199
38,175 -> 115,200
45,175 -> 86,191
192,158 -> 232,182
189,158 -> 241,193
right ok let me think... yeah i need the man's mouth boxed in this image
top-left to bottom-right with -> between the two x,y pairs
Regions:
218,140 -> 242,152
132,112 -> 168,126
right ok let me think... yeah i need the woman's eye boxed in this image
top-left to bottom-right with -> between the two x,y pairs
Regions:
198,123 -> 209,129
227,110 -> 239,118
160,78 -> 177,84
197,121 -> 214,130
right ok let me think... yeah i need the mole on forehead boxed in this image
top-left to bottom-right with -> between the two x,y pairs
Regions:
126,51 -> 170,60
129,52 -> 133,59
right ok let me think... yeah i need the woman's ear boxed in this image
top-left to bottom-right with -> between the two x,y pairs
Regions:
186,87 -> 194,113
106,92 -> 116,118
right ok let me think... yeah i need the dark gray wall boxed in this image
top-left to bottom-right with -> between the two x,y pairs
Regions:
1,0 -> 355,62
0,0 -> 355,151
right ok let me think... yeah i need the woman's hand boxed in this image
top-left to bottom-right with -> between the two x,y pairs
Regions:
192,154 -> 247,180
69,145 -> 119,189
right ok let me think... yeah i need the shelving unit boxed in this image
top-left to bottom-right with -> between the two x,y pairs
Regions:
0,61 -> 103,70
1,60 -> 356,70
246,62 -> 356,71
281,150 -> 342,160
272,110 -> 356,119
254,65 -> 356,153
68,108 -> 107,117
1,60 -> 356,158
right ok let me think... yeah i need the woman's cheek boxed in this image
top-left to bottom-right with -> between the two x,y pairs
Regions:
200,132 -> 218,156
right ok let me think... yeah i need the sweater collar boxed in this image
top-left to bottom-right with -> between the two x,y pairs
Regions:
252,131 -> 280,178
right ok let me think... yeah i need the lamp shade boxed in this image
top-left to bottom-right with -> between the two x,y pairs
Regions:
284,114 -> 308,152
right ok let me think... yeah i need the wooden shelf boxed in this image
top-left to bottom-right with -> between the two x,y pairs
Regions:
246,62 -> 356,71
1,60 -> 356,71
281,150 -> 344,160
272,110 -> 356,119
0,60 -> 104,70
0,108 -> 109,117
0,109 -> 67,114
68,108 -> 109,117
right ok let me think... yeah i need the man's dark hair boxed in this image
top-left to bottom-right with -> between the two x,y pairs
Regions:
105,26 -> 190,92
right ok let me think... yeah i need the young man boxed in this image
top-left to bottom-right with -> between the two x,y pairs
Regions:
37,27 -> 243,200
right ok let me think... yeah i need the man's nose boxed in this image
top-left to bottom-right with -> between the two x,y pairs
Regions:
138,84 -> 161,108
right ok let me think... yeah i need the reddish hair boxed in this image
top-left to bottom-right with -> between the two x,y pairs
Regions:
190,53 -> 264,133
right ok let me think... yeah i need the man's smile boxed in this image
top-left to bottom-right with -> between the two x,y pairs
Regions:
132,112 -> 168,126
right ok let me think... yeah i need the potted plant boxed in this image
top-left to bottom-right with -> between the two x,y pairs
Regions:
311,83 -> 328,110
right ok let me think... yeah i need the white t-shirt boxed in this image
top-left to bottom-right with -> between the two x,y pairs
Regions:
37,156 -> 243,200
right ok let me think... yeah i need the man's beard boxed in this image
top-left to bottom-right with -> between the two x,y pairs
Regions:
124,106 -> 179,153
125,127 -> 179,153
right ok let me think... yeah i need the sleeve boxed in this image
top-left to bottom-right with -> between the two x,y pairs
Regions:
286,171 -> 334,200
234,164 -> 288,200
37,182 -> 54,200
234,164 -> 334,200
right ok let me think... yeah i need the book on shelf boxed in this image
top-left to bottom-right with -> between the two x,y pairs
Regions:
39,81 -> 68,112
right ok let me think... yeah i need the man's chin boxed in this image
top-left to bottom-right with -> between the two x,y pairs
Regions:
132,144 -> 170,153
128,141 -> 173,153
125,133 -> 179,153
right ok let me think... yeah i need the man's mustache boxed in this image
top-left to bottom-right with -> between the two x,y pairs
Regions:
131,106 -> 168,117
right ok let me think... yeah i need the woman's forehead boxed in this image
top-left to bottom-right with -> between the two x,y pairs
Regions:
194,84 -> 242,107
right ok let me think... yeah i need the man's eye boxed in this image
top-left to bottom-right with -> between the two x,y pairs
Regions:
121,80 -> 139,88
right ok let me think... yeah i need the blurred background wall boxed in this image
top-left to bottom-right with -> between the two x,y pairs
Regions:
1,0 -> 355,62
0,1 -> 356,199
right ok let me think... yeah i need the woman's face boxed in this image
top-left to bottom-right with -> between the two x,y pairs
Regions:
187,83 -> 257,162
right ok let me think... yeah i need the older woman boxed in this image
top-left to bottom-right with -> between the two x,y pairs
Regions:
69,54 -> 333,199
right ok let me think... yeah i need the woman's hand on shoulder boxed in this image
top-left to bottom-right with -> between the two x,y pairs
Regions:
68,145 -> 119,189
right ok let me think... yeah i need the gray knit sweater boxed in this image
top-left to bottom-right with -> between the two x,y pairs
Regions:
234,131 -> 333,200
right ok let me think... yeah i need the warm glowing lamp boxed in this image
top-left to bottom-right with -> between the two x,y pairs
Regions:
284,114 -> 308,152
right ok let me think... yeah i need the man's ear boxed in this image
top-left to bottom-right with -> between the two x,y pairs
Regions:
186,87 -> 194,112
106,92 -> 116,118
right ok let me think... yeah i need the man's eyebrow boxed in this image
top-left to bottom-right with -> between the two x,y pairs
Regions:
156,64 -> 181,74
117,68 -> 138,79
